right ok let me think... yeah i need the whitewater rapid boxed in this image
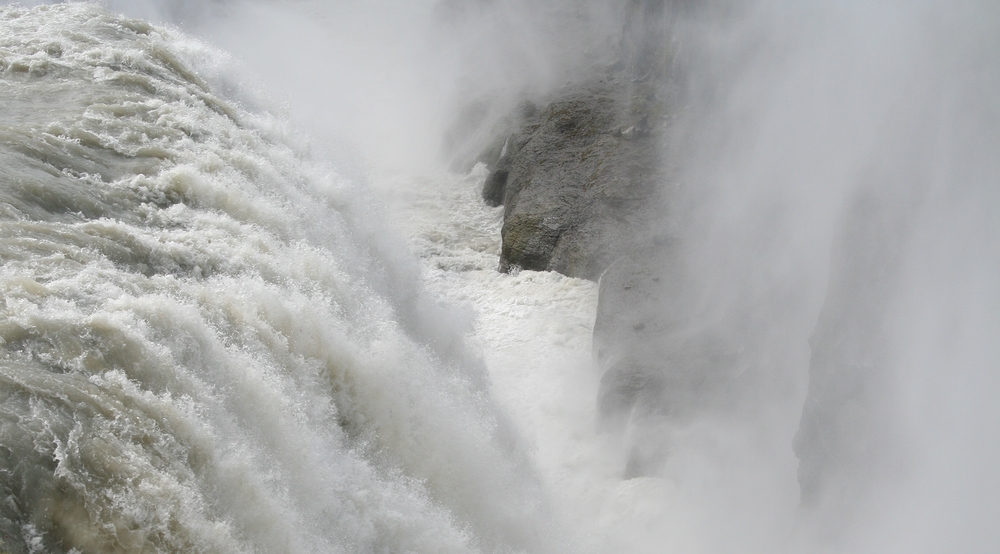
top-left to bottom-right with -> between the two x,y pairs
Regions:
0,3 -> 799,552
376,165 -> 801,554
0,5 -> 558,552
5,2 -> 997,553
0,5 -> 744,552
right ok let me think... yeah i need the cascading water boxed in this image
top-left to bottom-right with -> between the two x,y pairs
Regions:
0,5 -> 559,552
1,1 -> 998,554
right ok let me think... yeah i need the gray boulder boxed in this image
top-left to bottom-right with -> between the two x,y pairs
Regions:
481,0 -> 677,280
489,80 -> 663,280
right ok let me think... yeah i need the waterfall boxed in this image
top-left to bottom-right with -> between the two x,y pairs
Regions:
1,2 -> 998,553
0,5 -> 555,552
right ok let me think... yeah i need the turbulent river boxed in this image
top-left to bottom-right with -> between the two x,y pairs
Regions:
1,2 -> 998,554
0,4 -> 647,553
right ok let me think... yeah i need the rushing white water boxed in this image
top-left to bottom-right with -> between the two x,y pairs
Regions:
0,5 -> 779,552
0,5 -> 557,552
377,167 -> 802,554
2,1 -> 998,554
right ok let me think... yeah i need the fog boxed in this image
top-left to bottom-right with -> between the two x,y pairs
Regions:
662,1 -> 1000,551
9,0 -> 998,552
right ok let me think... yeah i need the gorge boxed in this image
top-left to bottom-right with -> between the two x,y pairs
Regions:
0,1 -> 998,553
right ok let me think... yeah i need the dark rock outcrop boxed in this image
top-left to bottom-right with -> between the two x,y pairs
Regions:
488,81 -> 664,279
480,1 -> 678,281
451,0 -> 699,477
463,0 -> 782,478
449,0 -> 780,479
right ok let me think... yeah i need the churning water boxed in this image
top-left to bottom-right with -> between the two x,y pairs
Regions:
1,2 -> 998,554
0,5 -> 558,552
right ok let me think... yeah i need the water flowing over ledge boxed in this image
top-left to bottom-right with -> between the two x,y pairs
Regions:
2,2 -> 999,553
0,5 -> 555,552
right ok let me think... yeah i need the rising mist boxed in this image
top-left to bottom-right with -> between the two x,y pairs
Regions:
4,0 -> 998,552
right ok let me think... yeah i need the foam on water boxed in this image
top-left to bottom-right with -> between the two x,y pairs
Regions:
3,2 -> 998,553
377,165 -> 802,554
0,5 -> 553,553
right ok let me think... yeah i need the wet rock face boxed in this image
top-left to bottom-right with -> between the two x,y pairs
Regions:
461,0 -> 689,477
593,248 -> 748,427
486,81 -> 662,280
456,0 -> 765,478
591,246 -> 763,477
471,0 -> 680,281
